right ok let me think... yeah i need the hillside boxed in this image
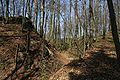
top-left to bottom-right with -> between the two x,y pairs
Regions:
0,0 -> 119,80
0,24 -> 64,80
0,24 -> 120,80
49,33 -> 120,80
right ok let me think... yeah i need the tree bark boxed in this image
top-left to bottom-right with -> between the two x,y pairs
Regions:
34,0 -> 38,31
0,0 -> 4,17
12,0 -> 15,16
107,0 -> 120,62
103,1 -> 106,39
74,0 -> 78,38
6,0 -> 9,17
40,0 -> 45,38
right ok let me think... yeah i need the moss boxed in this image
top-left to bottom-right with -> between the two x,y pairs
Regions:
0,63 -> 5,70
0,37 -> 7,46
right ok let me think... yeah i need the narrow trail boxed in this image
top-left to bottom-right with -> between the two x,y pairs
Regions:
49,34 -> 120,80
1,23 -> 120,80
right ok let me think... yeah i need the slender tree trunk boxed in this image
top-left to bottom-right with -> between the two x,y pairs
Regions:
94,0 -> 99,40
57,0 -> 61,40
6,0 -> 9,17
74,0 -> 78,38
22,0 -> 25,17
29,0 -> 33,16
40,0 -> 45,38
44,13 -> 48,39
0,0 -> 4,23
53,12 -> 56,40
6,0 -> 9,23
25,0 -> 28,17
12,0 -> 15,16
22,0 -> 25,26
34,0 -> 38,31
82,0 -> 87,56
50,0 -> 54,41
68,0 -> 72,47
89,0 -> 94,47
55,19 -> 58,41
107,0 -> 120,62
103,1 -> 106,39
63,1 -> 67,42
117,0 -> 120,31
0,0 -> 4,17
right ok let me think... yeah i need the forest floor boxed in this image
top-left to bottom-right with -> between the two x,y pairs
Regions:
0,24 -> 64,80
0,24 -> 120,80
49,33 -> 120,80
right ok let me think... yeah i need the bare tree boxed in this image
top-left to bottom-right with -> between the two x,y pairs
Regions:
12,0 -> 15,16
74,0 -> 78,38
103,0 -> 107,39
40,0 -> 45,38
6,0 -> 9,21
34,0 -> 38,31
107,0 -> 120,62
0,0 -> 4,17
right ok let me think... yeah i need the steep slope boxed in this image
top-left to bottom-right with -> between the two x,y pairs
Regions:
0,24 -> 64,80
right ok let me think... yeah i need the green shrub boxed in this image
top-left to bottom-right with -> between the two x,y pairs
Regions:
55,41 -> 69,51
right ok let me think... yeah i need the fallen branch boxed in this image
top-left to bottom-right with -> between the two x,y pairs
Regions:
3,45 -> 26,80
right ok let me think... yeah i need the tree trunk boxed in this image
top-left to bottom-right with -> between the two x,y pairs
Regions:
107,0 -> 120,62
57,0 -> 61,40
40,0 -> 45,38
0,0 -> 4,23
89,0 -> 94,48
22,0 -> 25,25
34,0 -> 38,32
6,0 -> 9,17
63,2 -> 67,42
12,0 -> 15,16
50,0 -> 55,41
74,0 -> 78,38
117,0 -> 120,31
0,0 -> 4,17
103,1 -> 106,39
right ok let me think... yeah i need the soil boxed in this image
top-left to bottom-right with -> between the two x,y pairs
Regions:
0,24 -> 120,80
49,33 -> 120,80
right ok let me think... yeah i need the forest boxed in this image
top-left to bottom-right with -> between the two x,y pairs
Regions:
0,0 -> 120,80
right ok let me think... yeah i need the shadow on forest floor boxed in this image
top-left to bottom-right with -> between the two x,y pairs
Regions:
69,50 -> 120,80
